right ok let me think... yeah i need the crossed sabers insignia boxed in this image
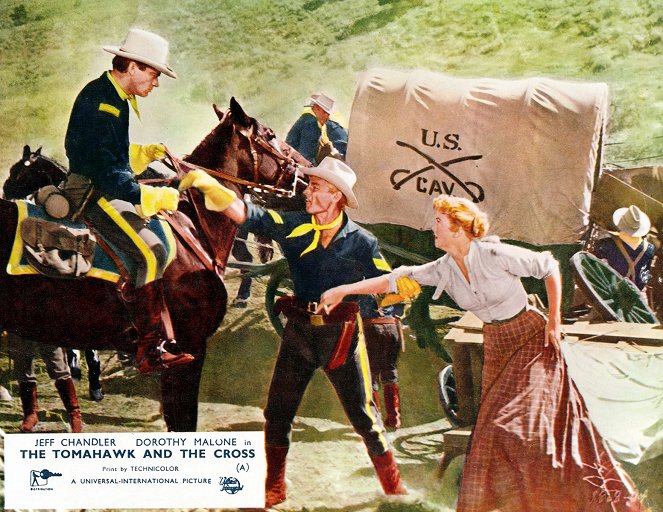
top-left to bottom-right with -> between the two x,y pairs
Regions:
390,141 -> 485,203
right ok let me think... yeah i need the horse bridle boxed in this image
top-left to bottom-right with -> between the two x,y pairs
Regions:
163,123 -> 306,198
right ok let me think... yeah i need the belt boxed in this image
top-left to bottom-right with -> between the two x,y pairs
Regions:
273,296 -> 359,371
485,307 -> 527,326
274,296 -> 359,326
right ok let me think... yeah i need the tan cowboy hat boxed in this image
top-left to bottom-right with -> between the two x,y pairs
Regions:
303,157 -> 359,208
307,93 -> 335,114
612,205 -> 651,237
103,28 -> 177,78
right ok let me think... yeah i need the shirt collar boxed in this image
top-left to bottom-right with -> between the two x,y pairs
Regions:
106,71 -> 140,119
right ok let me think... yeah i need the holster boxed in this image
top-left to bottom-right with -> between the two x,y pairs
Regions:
274,296 -> 359,371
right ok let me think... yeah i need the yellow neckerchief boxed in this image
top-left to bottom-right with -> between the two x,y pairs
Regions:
618,232 -> 643,250
106,71 -> 140,120
319,121 -> 329,145
286,211 -> 344,256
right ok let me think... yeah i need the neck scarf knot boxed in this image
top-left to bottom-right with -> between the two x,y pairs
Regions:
287,212 -> 344,256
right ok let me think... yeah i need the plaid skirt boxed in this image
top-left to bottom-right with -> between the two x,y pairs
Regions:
457,310 -> 643,512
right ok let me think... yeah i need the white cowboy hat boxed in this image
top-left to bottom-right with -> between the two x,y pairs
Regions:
303,157 -> 359,209
103,28 -> 177,78
612,205 -> 651,237
307,93 -> 335,114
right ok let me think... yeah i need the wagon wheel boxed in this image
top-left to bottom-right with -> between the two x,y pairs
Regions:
437,364 -> 461,428
570,251 -> 659,324
265,261 -> 293,335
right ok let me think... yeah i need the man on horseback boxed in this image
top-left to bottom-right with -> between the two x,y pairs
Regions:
179,157 -> 407,507
64,28 -> 193,374
286,93 -> 348,164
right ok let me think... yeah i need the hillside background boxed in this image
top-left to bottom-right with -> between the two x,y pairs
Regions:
0,0 -> 661,174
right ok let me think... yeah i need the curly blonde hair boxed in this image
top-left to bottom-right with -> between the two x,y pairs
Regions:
432,195 -> 489,239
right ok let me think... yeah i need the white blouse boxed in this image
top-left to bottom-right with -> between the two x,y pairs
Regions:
389,237 -> 559,323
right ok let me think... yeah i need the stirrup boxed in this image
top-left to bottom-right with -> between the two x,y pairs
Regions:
136,340 -> 194,374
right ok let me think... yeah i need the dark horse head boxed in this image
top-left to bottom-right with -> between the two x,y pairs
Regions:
4,145 -> 68,200
186,97 -> 308,196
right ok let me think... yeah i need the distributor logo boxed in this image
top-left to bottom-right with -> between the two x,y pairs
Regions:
218,476 -> 244,494
30,468 -> 62,487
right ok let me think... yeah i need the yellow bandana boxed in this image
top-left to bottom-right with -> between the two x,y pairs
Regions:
287,212 -> 344,256
106,71 -> 140,120
319,121 -> 329,145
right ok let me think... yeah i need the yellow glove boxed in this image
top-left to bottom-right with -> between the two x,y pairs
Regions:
137,184 -> 179,218
380,276 -> 422,307
129,143 -> 167,175
178,169 -> 237,211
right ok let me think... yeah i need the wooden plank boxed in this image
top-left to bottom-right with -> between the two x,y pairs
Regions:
449,312 -> 662,345
445,327 -> 483,345
449,311 -> 483,332
564,321 -> 663,345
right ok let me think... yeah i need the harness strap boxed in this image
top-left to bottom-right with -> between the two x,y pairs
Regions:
613,236 -> 647,282
160,209 -> 215,273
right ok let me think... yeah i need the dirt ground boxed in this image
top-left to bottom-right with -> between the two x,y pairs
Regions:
0,267 -> 660,511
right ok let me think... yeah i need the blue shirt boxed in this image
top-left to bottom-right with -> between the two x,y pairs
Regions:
65,72 -> 141,204
594,236 -> 654,290
243,203 -> 392,317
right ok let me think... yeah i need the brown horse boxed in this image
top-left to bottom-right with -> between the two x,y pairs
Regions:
0,97 -> 306,431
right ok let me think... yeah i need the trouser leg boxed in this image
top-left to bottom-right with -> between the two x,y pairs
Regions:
263,322 -> 316,506
326,332 -> 406,494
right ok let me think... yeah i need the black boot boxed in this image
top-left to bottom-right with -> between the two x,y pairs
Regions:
55,378 -> 82,433
19,381 -> 39,432
133,280 -> 194,374
86,349 -> 104,401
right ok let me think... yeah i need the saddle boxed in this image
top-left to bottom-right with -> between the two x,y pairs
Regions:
20,217 -> 96,278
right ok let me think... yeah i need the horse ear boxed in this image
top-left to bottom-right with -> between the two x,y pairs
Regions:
229,97 -> 251,128
212,104 -> 224,120
23,145 -> 31,159
35,146 -> 42,156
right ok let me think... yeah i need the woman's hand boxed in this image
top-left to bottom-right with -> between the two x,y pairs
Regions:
317,286 -> 348,314
544,314 -> 563,354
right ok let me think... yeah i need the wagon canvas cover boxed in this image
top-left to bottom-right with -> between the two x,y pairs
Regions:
347,68 -> 609,245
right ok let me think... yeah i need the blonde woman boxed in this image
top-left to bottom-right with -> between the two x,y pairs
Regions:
319,195 -> 642,511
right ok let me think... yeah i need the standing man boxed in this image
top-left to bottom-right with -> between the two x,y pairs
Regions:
10,334 -> 82,433
64,28 -> 193,374
179,158 -> 407,508
286,93 -> 348,164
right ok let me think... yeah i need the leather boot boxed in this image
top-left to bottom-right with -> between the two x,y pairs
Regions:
265,444 -> 289,508
55,378 -> 82,433
19,381 -> 39,432
133,280 -> 194,374
370,450 -> 407,495
383,383 -> 401,429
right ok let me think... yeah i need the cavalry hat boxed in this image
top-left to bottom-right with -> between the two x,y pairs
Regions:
612,205 -> 651,237
308,93 -> 335,114
103,28 -> 177,78
303,157 -> 359,209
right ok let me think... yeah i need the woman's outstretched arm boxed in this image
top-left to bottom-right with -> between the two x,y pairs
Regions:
317,275 -> 390,313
